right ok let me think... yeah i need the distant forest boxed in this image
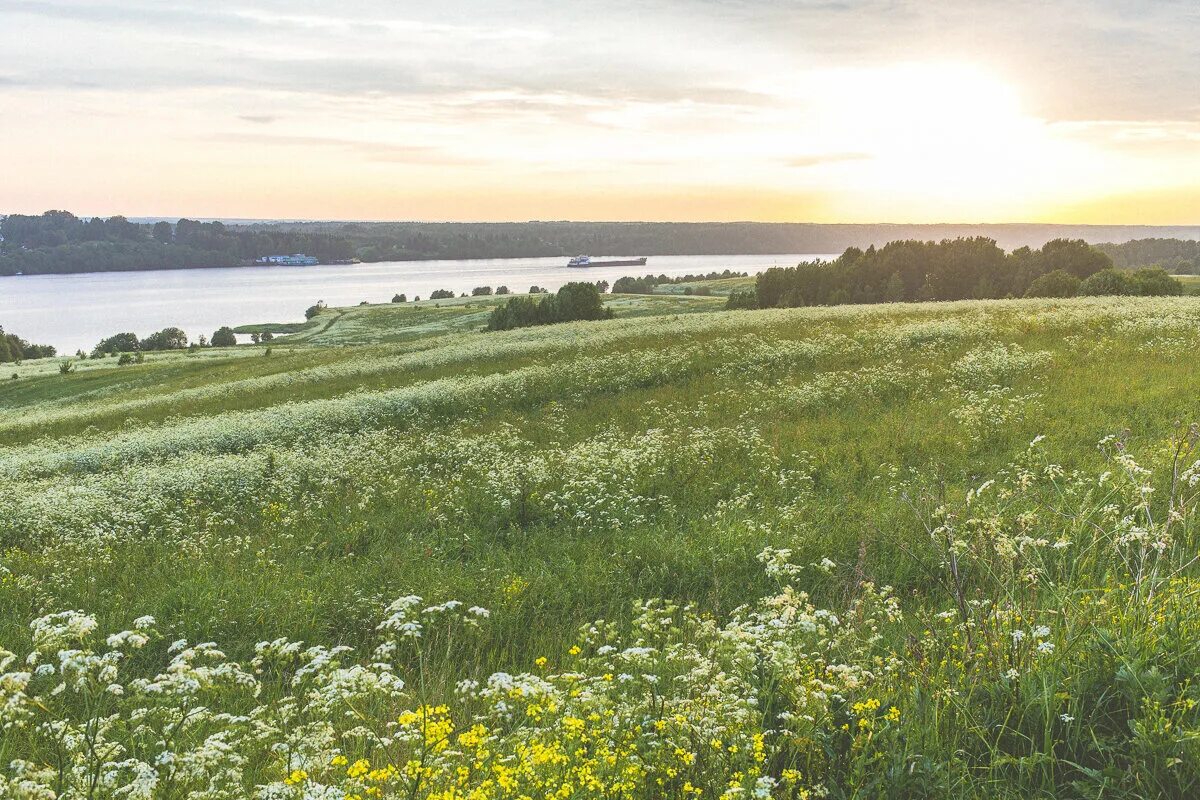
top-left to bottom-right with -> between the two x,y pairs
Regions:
1095,238 -> 1200,274
0,211 -> 353,275
3,210 -> 1200,276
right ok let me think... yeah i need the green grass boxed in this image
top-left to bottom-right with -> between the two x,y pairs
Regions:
3,295 -> 1200,797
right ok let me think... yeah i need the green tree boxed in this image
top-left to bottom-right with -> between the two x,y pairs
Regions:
882,272 -> 906,303
211,326 -> 238,347
140,327 -> 188,351
92,332 -> 140,357
152,221 -> 173,244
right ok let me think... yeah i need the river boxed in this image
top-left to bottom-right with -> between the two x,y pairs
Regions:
0,253 -> 831,353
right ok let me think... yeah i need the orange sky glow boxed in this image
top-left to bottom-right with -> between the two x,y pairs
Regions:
2,1 -> 1198,223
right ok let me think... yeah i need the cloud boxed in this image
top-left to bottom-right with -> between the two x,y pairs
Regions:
238,115 -> 278,124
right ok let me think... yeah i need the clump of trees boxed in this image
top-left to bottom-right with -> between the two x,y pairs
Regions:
611,269 -> 749,295
486,282 -> 613,331
748,238 -> 1184,309
1078,267 -> 1182,297
1022,266 -> 1181,298
392,294 -> 407,303
471,286 -> 493,296
305,301 -> 327,319
0,326 -> 56,362
430,289 -> 455,300
91,328 -> 189,357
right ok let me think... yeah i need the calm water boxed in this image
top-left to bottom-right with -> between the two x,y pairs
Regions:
0,253 -> 830,353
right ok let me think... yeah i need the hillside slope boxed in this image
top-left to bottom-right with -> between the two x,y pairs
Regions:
1,296 -> 1199,797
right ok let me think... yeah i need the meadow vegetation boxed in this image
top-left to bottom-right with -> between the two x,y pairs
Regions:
2,291 -> 1200,798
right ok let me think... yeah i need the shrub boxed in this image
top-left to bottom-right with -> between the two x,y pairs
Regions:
1024,269 -> 1081,298
1079,268 -> 1135,296
725,289 -> 758,309
1131,267 -> 1183,296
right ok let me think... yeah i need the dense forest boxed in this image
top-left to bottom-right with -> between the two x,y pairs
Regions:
0,325 -> 56,362
0,211 -> 353,275
742,238 -> 1182,309
1095,238 -> 1200,273
3,210 -> 1200,275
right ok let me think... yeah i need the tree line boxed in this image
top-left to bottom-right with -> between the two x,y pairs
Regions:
0,211 -> 354,275
8,210 -> 1200,276
737,238 -> 1182,310
1095,238 -> 1200,274
89,326 -> 273,358
0,326 -> 56,363
486,283 -> 612,331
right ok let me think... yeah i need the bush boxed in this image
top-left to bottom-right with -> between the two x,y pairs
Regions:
1079,268 -> 1135,296
725,289 -> 758,309
59,360 -> 74,374
1024,269 -> 1081,298
1130,267 -> 1183,296
117,353 -> 134,366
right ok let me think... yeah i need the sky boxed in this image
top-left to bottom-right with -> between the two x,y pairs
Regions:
1,0 -> 1198,223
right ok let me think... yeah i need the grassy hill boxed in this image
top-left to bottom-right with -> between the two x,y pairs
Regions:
2,292 -> 1199,798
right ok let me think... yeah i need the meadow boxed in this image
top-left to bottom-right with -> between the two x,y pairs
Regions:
2,290 -> 1200,799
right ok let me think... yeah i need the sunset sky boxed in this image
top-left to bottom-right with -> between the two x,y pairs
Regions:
2,0 -> 1198,223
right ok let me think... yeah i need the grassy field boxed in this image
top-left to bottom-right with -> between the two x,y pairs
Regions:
2,292 -> 1200,798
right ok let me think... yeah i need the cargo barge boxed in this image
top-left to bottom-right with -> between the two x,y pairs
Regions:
567,256 -> 648,268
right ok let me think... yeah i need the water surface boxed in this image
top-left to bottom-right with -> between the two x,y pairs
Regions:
0,253 -> 829,353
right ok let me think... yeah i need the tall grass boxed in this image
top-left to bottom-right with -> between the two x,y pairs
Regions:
1,295 -> 1200,797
